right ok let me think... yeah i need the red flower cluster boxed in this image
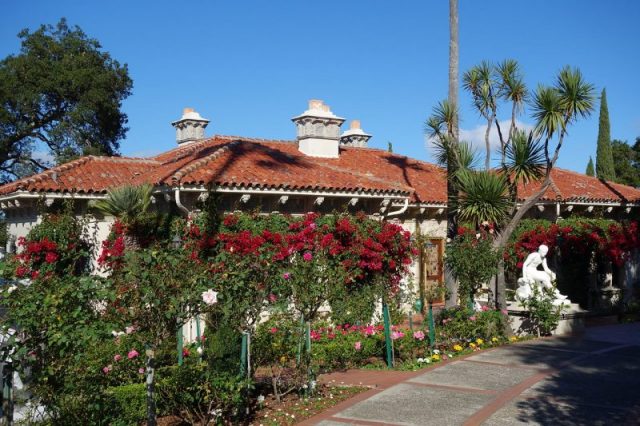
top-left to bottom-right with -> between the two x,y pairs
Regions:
97,220 -> 126,269
506,220 -> 640,268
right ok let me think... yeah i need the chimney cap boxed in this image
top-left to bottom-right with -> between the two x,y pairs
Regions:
341,119 -> 371,138
172,108 -> 210,126
292,99 -> 344,121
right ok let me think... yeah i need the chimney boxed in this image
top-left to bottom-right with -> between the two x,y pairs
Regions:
291,100 -> 345,158
171,108 -> 210,145
340,120 -> 371,148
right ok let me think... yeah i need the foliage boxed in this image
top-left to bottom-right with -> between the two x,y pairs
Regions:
518,286 -> 563,336
106,383 -> 150,426
445,227 -> 501,303
586,156 -> 595,176
93,184 -> 153,225
455,170 -> 510,226
104,246 -> 211,350
1,274 -> 115,421
437,306 -> 508,343
596,88 -> 615,180
10,205 -> 91,279
0,18 -> 132,181
157,363 -> 251,425
611,139 -> 640,187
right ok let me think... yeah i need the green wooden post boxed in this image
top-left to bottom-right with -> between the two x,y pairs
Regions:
239,332 -> 248,377
177,327 -> 183,366
382,302 -> 393,368
408,309 -> 413,331
195,317 -> 202,352
428,302 -> 436,349
305,321 -> 312,393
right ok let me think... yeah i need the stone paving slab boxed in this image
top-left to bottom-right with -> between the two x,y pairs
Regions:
464,345 -> 579,369
335,383 -> 493,426
407,360 -> 536,391
514,337 -> 614,353
583,322 -> 640,345
481,397 -> 631,426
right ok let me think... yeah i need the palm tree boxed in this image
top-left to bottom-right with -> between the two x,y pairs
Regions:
463,62 -> 495,170
93,183 -> 154,248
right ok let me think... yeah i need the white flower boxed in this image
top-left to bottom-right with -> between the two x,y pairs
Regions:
209,408 -> 222,417
310,380 -> 317,390
475,233 -> 481,239
417,357 -> 425,363
302,384 -> 308,389
202,289 -> 218,306
425,358 -> 431,363
125,325 -> 136,334
7,285 -> 17,294
446,238 -> 451,243
257,395 -> 265,404
197,346 -> 203,355
433,349 -> 440,354
111,330 -> 125,337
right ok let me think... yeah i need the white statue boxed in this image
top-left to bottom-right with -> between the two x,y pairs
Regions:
516,244 -> 568,306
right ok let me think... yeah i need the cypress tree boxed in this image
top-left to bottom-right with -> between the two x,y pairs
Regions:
595,88 -> 615,180
586,157 -> 595,176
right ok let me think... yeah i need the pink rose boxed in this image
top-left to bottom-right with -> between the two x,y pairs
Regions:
283,272 -> 291,280
469,316 -> 477,321
270,327 -> 278,334
125,325 -> 136,334
481,305 -> 489,312
364,325 -> 376,336
102,365 -> 112,374
501,309 -> 509,315
139,368 -> 145,374
391,331 -> 404,340
413,331 -> 425,341
114,354 -> 122,362
128,349 -> 139,359
303,251 -> 313,262
268,293 -> 277,303
354,341 -> 362,351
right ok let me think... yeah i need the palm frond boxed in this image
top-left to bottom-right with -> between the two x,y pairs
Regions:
531,85 -> 565,139
93,184 -> 154,223
496,59 -> 527,110
504,130 -> 545,184
455,170 -> 510,226
456,141 -> 480,171
555,66 -> 595,122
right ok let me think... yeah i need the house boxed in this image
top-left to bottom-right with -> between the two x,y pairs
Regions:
1,99 -> 639,307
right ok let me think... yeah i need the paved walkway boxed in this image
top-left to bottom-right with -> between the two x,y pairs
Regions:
302,323 -> 640,426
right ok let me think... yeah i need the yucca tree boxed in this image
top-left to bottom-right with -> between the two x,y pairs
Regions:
93,183 -> 154,249
463,61 -> 496,170
456,170 -> 510,227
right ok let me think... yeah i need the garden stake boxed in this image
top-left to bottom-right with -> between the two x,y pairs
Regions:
145,346 -> 156,426
305,321 -> 312,395
195,316 -> 202,358
428,302 -> 436,348
177,327 -> 183,366
382,302 -> 393,368
240,332 -> 248,377
296,315 -> 304,365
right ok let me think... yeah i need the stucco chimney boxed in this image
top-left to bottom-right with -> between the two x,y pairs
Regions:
340,120 -> 371,148
291,100 -> 345,158
171,108 -> 210,145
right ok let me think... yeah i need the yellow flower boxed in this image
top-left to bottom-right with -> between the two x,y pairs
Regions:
279,356 -> 287,364
431,354 -> 440,361
509,336 -> 518,342
491,337 -> 499,343
469,342 -> 477,349
453,344 -> 463,352
476,338 -> 484,345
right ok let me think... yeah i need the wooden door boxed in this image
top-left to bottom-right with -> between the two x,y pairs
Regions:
421,239 -> 444,305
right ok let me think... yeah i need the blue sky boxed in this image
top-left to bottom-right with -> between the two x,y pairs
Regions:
3,1 -> 640,173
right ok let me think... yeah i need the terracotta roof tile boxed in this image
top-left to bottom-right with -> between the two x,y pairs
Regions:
0,136 -> 638,206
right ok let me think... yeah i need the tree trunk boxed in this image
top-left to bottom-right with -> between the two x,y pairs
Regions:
445,0 -> 460,307
448,0 -> 459,140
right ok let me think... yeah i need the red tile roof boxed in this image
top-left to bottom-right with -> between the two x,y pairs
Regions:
518,168 -> 640,203
0,136 -> 638,205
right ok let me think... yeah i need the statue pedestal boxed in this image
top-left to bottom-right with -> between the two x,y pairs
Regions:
507,301 -> 586,336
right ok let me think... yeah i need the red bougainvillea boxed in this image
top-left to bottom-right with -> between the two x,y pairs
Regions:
505,219 -> 640,268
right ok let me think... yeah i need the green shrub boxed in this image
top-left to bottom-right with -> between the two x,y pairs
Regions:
437,306 -> 507,344
157,362 -> 250,425
519,287 -> 563,336
106,383 -> 148,426
205,313 -> 243,375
